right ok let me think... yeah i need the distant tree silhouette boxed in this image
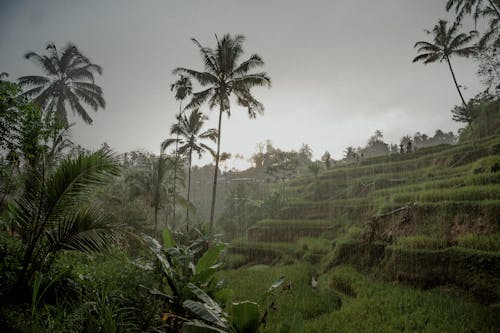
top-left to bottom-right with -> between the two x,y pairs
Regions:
162,109 -> 217,231
175,34 -> 270,234
413,20 -> 477,106
18,43 -> 104,125
321,151 -> 331,169
299,144 -> 313,162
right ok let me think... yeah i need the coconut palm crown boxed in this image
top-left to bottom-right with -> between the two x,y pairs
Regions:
18,43 -> 105,125
413,20 -> 477,105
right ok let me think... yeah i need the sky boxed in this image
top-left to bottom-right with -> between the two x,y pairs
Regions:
0,0 -> 484,169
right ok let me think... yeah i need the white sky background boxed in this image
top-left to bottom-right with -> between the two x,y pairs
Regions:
0,0 -> 484,169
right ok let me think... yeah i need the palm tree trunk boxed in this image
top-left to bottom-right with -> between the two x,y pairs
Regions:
172,141 -> 178,226
154,204 -> 159,237
209,101 -> 223,235
446,57 -> 467,106
172,101 -> 183,227
186,149 -> 192,233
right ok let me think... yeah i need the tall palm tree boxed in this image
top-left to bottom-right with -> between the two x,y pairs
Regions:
162,109 -> 217,232
18,43 -> 104,125
174,34 -> 271,234
413,20 -> 477,106
169,75 -> 192,226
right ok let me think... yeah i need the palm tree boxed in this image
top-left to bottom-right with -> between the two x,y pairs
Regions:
413,20 -> 477,106
446,0 -> 500,48
18,43 -> 104,125
9,150 -> 121,291
174,34 -> 271,234
169,75 -> 192,226
446,0 -> 500,22
125,153 -> 176,236
162,109 -> 217,232
478,1 -> 500,48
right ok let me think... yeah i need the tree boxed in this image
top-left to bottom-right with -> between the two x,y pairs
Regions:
476,46 -> 500,95
477,1 -> 500,48
446,0 -> 500,23
446,1 -> 499,93
124,152 -> 186,234
451,102 -> 476,125
413,20 -> 477,106
321,151 -> 331,169
1,80 -> 26,151
8,150 -> 121,291
368,130 -> 384,145
344,146 -> 358,162
174,34 -> 270,234
162,110 -> 217,232
18,43 -> 104,125
299,143 -> 313,161
170,75 -> 193,226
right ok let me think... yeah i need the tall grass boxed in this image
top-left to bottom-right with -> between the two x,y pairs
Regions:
305,266 -> 499,333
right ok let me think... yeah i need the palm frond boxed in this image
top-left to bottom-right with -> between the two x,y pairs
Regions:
185,88 -> 214,110
173,68 -> 218,86
191,38 -> 219,75
232,54 -> 264,77
231,73 -> 271,88
161,138 -> 181,153
18,75 -> 50,87
46,207 -> 122,253
24,52 -> 58,76
67,91 -> 93,124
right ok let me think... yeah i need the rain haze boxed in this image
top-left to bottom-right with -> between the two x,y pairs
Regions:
0,0 -> 482,167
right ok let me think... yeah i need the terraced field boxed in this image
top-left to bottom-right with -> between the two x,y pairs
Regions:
241,136 -> 500,246
222,135 -> 500,331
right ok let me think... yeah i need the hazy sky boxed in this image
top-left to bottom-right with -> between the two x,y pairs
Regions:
0,0 -> 483,168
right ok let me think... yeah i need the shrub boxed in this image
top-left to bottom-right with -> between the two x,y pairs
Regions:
0,231 -> 23,297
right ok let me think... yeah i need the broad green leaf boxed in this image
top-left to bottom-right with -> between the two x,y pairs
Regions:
214,288 -> 234,309
278,314 -> 303,333
191,267 -> 217,285
187,283 -> 222,313
183,300 -> 227,328
231,301 -> 260,333
162,228 -> 176,248
196,243 -> 225,272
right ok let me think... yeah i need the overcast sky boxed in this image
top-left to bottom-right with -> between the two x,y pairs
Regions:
0,0 -> 483,169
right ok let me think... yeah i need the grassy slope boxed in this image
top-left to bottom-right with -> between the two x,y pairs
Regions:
222,135 -> 500,331
220,264 -> 499,332
250,135 -> 500,243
